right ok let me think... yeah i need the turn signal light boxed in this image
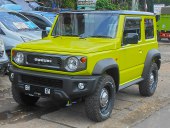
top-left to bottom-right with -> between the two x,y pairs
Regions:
80,57 -> 87,63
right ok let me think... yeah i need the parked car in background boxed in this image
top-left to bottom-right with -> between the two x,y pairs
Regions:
9,0 -> 32,11
0,0 -> 22,11
25,0 -> 52,12
20,11 -> 58,30
0,0 -> 16,5
0,39 -> 8,75
0,9 -> 42,57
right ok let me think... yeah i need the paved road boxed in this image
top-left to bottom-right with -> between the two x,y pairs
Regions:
0,42 -> 169,128
132,103 -> 170,128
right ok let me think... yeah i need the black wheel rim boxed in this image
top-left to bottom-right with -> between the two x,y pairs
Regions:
149,70 -> 157,90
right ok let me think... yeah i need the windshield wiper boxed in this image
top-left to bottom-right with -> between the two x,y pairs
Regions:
90,35 -> 112,38
80,35 -> 112,39
62,34 -> 79,37
53,35 -> 61,38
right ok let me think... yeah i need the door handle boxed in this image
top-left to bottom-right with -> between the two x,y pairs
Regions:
139,50 -> 143,54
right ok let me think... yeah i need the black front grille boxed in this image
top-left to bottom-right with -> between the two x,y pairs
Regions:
21,75 -> 63,88
26,54 -> 62,68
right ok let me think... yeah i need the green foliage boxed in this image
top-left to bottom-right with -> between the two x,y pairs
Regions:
61,0 -> 76,9
96,0 -> 112,10
96,0 -> 129,10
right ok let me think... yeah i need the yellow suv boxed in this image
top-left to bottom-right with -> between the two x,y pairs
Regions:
10,11 -> 161,122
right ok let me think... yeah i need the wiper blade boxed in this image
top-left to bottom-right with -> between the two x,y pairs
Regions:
80,35 -> 112,39
92,35 -> 112,38
53,35 -> 61,38
62,34 -> 79,37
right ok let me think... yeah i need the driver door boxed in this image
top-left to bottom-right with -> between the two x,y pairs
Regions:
119,17 -> 144,85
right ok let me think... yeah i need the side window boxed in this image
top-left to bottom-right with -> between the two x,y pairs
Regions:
145,19 -> 154,39
25,15 -> 49,30
123,18 -> 141,45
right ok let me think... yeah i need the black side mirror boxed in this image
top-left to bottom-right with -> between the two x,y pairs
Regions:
124,33 -> 139,45
42,30 -> 48,38
42,27 -> 51,39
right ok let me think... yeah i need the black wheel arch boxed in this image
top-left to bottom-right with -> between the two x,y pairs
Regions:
142,49 -> 161,79
92,58 -> 119,92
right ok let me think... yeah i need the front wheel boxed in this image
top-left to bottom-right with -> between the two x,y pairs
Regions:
85,75 -> 116,122
12,84 -> 39,106
139,62 -> 158,96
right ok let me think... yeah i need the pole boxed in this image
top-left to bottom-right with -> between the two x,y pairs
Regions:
144,0 -> 147,11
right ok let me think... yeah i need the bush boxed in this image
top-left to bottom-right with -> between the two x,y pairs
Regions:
96,0 -> 112,10
96,0 -> 129,10
61,0 -> 76,9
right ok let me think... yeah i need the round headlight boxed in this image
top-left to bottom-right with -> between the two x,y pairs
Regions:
14,52 -> 24,65
66,57 -> 79,71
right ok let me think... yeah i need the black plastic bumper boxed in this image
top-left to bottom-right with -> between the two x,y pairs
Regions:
10,66 -> 101,100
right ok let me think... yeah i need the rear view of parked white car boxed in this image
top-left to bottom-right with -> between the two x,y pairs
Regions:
0,9 -> 42,57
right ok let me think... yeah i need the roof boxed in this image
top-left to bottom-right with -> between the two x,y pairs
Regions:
20,11 -> 57,16
60,10 -> 154,16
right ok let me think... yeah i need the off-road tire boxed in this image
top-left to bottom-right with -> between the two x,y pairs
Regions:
12,84 -> 39,106
85,75 -> 115,122
139,62 -> 158,96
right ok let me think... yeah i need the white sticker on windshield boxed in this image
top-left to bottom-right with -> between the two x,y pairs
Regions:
13,22 -> 29,29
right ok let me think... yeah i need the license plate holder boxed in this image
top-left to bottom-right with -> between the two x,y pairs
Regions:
24,85 -> 52,96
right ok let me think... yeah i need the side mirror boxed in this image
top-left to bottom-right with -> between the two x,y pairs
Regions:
124,33 -> 139,45
42,30 -> 48,38
42,27 -> 51,39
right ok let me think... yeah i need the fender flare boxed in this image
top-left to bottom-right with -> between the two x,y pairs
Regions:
142,49 -> 161,78
92,58 -> 119,75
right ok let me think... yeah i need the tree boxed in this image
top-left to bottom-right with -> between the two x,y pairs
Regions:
96,0 -> 129,10
61,0 -> 77,9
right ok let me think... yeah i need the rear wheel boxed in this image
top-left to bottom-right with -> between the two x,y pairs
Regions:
85,75 -> 115,122
12,84 -> 39,106
139,62 -> 158,96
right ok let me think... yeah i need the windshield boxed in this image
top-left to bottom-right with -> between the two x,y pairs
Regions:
0,12 -> 39,31
52,13 -> 118,38
43,13 -> 57,23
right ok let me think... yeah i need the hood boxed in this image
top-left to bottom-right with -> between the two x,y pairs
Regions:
18,30 -> 42,40
16,37 -> 117,54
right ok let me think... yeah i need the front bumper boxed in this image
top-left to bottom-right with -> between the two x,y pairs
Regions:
10,66 -> 101,100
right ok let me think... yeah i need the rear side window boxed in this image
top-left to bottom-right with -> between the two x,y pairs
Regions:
145,19 -> 154,39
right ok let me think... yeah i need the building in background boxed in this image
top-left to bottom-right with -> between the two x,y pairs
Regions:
77,0 -> 97,10
154,4 -> 165,14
